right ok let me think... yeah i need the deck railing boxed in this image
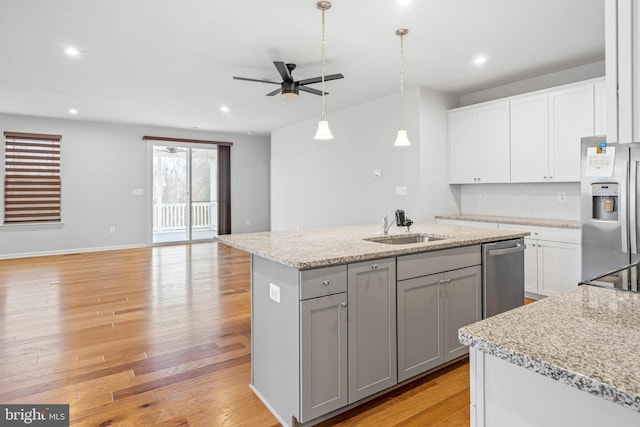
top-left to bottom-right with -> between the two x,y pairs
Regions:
153,202 -> 217,232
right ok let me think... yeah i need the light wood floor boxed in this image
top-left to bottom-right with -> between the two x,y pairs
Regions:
0,243 -> 476,426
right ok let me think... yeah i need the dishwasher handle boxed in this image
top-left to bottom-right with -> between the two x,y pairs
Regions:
486,244 -> 525,257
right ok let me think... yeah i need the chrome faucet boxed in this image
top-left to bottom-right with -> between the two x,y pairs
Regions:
382,215 -> 396,235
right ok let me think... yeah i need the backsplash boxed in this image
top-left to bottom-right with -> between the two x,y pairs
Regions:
459,183 -> 580,220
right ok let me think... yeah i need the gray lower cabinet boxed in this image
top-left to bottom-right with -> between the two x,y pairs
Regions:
443,266 -> 482,361
397,246 -> 482,383
300,292 -> 348,422
397,273 -> 442,382
347,258 -> 397,403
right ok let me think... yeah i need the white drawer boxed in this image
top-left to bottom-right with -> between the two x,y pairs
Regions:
498,223 -> 580,244
299,265 -> 348,300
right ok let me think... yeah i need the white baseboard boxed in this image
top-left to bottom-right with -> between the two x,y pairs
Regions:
0,243 -> 149,260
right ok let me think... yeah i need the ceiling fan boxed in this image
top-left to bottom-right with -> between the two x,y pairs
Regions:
233,61 -> 344,99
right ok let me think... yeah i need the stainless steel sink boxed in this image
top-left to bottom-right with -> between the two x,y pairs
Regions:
363,233 -> 452,245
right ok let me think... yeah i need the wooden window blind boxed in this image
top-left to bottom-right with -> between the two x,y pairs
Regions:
4,131 -> 62,224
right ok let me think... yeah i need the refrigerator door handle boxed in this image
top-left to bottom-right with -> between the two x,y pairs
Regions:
622,160 -> 629,254
632,161 -> 639,255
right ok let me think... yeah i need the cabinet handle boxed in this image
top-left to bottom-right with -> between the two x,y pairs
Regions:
477,177 -> 481,181
443,278 -> 451,284
322,280 -> 330,286
341,301 -> 348,307
371,264 -> 378,270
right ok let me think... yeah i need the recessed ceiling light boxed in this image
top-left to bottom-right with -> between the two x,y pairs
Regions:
220,106 -> 230,113
68,108 -> 78,115
473,55 -> 487,66
64,47 -> 80,57
192,126 -> 199,130
398,0 -> 412,5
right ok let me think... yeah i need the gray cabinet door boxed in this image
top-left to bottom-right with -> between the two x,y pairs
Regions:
300,292 -> 348,422
397,273 -> 443,382
347,258 -> 397,403
443,265 -> 482,361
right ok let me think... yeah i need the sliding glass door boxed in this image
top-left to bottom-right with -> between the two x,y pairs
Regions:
152,144 -> 218,243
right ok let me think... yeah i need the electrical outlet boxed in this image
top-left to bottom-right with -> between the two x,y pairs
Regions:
558,192 -> 566,202
395,186 -> 407,196
109,226 -> 116,234
269,283 -> 280,303
480,193 -> 487,201
245,219 -> 251,226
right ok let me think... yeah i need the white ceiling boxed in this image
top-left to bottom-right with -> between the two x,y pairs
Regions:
0,0 -> 604,136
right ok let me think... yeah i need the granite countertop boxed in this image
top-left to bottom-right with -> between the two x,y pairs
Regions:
459,285 -> 640,412
436,213 -> 581,229
215,223 -> 528,269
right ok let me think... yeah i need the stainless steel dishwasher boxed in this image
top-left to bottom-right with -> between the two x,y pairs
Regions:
482,238 -> 525,318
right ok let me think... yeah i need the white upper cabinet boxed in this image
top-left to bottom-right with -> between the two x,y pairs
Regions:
477,102 -> 510,183
548,83 -> 595,182
449,108 -> 478,183
510,93 -> 549,182
449,78 -> 604,184
594,79 -> 607,136
448,101 -> 510,184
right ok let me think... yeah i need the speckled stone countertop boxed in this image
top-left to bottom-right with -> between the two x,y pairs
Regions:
436,213 -> 580,229
460,285 -> 640,412
215,223 -> 528,269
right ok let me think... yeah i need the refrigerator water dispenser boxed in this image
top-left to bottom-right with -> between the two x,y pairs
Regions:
592,183 -> 619,221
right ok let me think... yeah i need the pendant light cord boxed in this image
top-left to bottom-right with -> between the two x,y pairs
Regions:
321,7 -> 327,121
399,32 -> 405,130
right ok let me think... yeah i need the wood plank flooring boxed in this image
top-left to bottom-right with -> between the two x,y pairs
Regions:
0,243 -> 472,426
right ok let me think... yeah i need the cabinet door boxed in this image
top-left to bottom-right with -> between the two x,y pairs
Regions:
347,258 -> 397,403
549,84 -> 595,182
449,108 -> 478,184
443,265 -> 481,362
397,273 -> 443,382
594,79 -> 607,136
477,101 -> 511,183
510,94 -> 549,182
300,292 -> 348,422
524,238 -> 539,295
538,241 -> 580,296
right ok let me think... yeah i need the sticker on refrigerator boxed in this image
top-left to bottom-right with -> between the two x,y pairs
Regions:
586,146 -> 615,177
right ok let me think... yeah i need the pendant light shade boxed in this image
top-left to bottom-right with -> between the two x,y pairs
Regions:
314,120 -> 333,140
394,129 -> 410,147
314,1 -> 333,140
394,28 -> 411,147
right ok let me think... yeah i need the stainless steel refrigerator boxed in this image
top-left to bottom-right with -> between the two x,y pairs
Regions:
581,136 -> 640,280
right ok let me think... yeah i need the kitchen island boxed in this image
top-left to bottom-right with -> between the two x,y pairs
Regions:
216,223 -> 527,426
459,285 -> 640,427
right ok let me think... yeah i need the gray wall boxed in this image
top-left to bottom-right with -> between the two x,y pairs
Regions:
0,113 -> 270,258
270,87 -> 458,231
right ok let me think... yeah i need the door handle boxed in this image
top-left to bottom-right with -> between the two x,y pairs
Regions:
487,246 -> 526,257
631,161 -> 638,255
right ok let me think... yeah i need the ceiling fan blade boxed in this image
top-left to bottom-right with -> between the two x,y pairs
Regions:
233,76 -> 281,85
298,73 -> 345,86
299,86 -> 326,96
266,87 -> 282,96
274,61 -> 293,82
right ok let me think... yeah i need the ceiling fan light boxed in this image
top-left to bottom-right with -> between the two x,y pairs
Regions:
281,91 -> 299,100
314,120 -> 333,140
394,129 -> 411,147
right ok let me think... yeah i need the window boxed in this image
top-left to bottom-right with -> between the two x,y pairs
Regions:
4,131 -> 62,224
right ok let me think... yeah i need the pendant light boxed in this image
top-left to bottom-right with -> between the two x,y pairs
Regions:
314,1 -> 333,140
394,29 -> 411,147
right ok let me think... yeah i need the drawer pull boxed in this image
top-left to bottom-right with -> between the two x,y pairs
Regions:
322,280 -> 330,286
341,301 -> 348,307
